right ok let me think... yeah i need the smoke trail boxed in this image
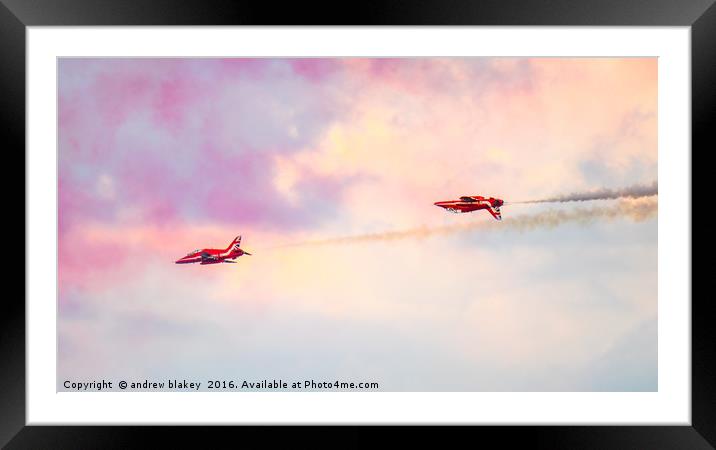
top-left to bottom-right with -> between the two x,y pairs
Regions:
272,196 -> 657,249
515,181 -> 658,204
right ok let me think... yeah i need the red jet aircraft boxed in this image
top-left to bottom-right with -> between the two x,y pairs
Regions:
434,196 -> 504,220
175,235 -> 251,265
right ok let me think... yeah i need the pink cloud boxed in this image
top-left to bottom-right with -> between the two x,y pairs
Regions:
288,58 -> 340,82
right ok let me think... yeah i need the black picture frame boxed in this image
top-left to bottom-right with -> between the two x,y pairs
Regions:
3,0 -> 711,447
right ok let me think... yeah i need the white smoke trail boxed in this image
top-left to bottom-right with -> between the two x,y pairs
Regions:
515,181 -> 657,204
271,196 -> 657,249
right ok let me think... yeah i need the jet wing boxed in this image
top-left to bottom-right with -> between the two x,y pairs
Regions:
200,252 -> 218,262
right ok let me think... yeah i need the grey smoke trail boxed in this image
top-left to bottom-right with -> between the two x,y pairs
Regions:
271,197 -> 657,249
515,181 -> 658,204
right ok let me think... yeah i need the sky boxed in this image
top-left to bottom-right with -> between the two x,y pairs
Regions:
58,58 -> 657,391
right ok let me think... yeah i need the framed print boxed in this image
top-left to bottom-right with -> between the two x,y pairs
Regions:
4,0 -> 713,447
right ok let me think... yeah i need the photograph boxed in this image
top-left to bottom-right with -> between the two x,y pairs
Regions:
57,56 -> 658,392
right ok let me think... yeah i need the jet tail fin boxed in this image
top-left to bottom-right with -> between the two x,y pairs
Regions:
488,207 -> 502,221
226,235 -> 242,251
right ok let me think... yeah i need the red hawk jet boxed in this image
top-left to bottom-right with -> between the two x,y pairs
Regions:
175,235 -> 251,265
434,196 -> 504,220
